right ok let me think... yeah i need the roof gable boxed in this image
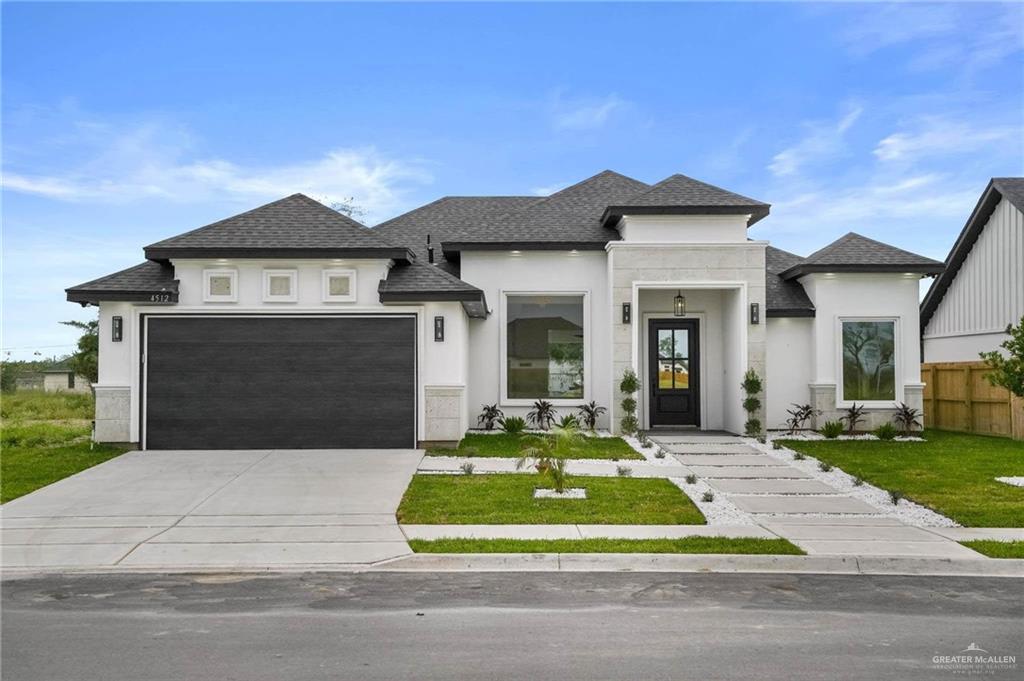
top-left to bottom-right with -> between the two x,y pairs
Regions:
145,194 -> 412,261
765,246 -> 815,317
780,232 -> 944,280
921,177 -> 1024,328
66,261 -> 179,305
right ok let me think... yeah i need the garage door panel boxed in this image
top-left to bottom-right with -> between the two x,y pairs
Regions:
144,316 -> 416,449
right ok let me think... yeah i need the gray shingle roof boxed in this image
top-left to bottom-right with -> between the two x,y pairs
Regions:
602,173 -> 770,226
765,247 -> 815,317
378,263 -> 488,317
145,193 -> 412,260
67,261 -> 178,304
440,170 -> 649,249
780,232 -> 944,280
921,177 -> 1023,328
374,196 -> 538,273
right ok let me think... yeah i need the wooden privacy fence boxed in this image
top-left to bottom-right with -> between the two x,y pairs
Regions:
921,361 -> 1024,440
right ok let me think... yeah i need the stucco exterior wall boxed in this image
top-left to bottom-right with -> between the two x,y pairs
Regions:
616,215 -> 749,243
42,373 -> 91,393
608,242 -> 767,435
459,250 -> 611,430
765,317 -> 814,429
800,273 -> 925,428
93,259 -> 467,446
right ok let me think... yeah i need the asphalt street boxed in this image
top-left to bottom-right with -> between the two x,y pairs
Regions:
2,571 -> 1021,680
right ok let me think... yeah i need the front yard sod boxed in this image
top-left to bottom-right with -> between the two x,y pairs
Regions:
409,537 -> 803,555
779,430 -> 1024,527
1,392 -> 130,503
959,540 -> 1024,559
426,433 -> 643,460
397,474 -> 704,524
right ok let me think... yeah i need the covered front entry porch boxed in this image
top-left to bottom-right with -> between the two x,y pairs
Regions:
630,285 -> 754,434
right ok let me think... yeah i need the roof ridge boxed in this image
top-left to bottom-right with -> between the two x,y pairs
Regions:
620,172 -> 769,206
529,169 -> 647,206
145,194 -> 314,248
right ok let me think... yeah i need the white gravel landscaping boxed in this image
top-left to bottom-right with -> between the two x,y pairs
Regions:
767,431 -> 925,442
622,434 -> 677,465
533,488 -> 587,499
668,477 -> 759,526
995,477 -> 1024,488
747,438 -> 959,527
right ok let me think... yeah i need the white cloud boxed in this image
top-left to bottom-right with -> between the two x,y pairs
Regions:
875,118 -> 1023,163
2,119 -> 432,223
530,182 -> 567,196
768,104 -> 863,177
551,93 -> 628,131
840,4 -> 958,56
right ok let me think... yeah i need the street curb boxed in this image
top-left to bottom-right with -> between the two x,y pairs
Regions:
3,555 -> 1022,579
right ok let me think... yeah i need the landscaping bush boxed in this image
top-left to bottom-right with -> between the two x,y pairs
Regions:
820,421 -> 844,439
874,423 -> 898,441
741,369 -> 763,437
784,403 -> 819,434
619,369 -> 640,435
893,403 -> 922,437
527,400 -> 557,430
498,416 -> 527,435
477,404 -> 504,431
842,403 -> 867,434
576,401 -> 606,431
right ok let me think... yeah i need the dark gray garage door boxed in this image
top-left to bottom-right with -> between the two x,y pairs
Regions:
144,316 -> 416,449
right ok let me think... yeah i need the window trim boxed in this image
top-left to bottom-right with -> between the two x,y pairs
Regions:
322,268 -> 357,303
202,268 -> 238,303
262,269 -> 298,303
499,289 -> 591,407
836,316 -> 901,407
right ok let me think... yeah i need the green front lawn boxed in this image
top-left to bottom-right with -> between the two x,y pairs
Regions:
779,430 -> 1024,527
397,474 -> 704,525
427,433 -> 642,460
960,540 -> 1024,559
1,392 -> 130,503
409,537 -> 803,555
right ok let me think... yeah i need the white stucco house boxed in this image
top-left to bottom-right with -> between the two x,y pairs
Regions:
41,367 -> 92,394
921,177 -> 1024,363
67,170 -> 944,448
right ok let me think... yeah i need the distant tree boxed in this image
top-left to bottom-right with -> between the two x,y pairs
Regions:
980,315 -> 1024,397
0,362 -> 16,394
318,196 -> 366,220
61,319 -> 99,384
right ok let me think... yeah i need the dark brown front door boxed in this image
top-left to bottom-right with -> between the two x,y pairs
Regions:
648,319 -> 700,427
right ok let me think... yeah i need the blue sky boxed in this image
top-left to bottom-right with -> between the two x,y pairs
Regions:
3,2 -> 1022,360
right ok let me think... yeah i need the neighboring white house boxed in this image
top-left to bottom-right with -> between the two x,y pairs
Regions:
41,367 -> 92,394
921,178 -> 1024,363
67,171 -> 943,447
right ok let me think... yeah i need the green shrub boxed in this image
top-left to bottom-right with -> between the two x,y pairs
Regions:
744,419 -> 762,437
820,421 -> 844,439
459,462 -> 475,475
620,414 -> 639,435
684,474 -> 697,484
889,489 -> 904,505
701,491 -> 715,503
498,416 -> 527,435
818,461 -> 833,472
742,396 -> 761,413
616,466 -> 632,477
621,396 -> 637,414
619,369 -> 640,394
874,423 -> 898,441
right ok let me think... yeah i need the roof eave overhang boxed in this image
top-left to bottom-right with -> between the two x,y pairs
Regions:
441,241 -> 609,255
766,308 -> 816,318
600,204 -> 771,228
378,286 -> 489,318
144,247 -> 414,263
780,263 -> 945,281
66,288 -> 180,305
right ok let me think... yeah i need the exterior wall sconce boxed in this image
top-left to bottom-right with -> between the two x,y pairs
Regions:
112,316 -> 123,342
434,315 -> 445,342
750,303 -> 760,325
673,290 -> 687,317
622,303 -> 631,324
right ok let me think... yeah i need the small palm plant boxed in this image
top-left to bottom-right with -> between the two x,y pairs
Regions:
785,403 -> 818,434
843,403 -> 867,435
556,413 -> 580,430
515,425 -> 582,494
576,401 -> 606,431
893,402 -> 921,437
477,404 -> 504,431
498,415 -> 527,435
527,399 -> 558,430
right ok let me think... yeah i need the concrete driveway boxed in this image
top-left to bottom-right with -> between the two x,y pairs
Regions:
2,449 -> 423,570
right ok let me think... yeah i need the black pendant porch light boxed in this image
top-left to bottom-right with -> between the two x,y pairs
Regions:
673,290 -> 686,317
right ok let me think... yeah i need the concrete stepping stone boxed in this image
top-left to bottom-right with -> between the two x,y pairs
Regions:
576,525 -> 776,539
660,444 -> 759,455
651,435 -> 744,445
730,495 -> 880,514
674,454 -> 785,466
707,478 -> 839,495
929,527 -> 1024,541
795,540 -> 984,559
760,516 -> 905,526
688,466 -> 812,479
767,524 -> 944,541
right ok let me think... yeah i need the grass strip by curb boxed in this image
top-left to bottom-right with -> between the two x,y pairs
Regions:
408,537 -> 804,555
398,474 -> 704,525
960,540 -> 1024,559
427,433 -> 643,460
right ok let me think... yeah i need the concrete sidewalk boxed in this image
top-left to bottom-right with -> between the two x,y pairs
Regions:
403,524 -> 776,540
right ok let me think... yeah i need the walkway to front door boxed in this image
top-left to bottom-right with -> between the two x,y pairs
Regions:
648,318 -> 700,427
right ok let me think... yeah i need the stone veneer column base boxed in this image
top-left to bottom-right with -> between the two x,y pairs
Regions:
93,385 -> 132,443
422,386 -> 465,446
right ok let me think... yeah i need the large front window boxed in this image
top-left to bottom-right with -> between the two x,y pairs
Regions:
841,320 -> 896,402
506,295 -> 585,400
